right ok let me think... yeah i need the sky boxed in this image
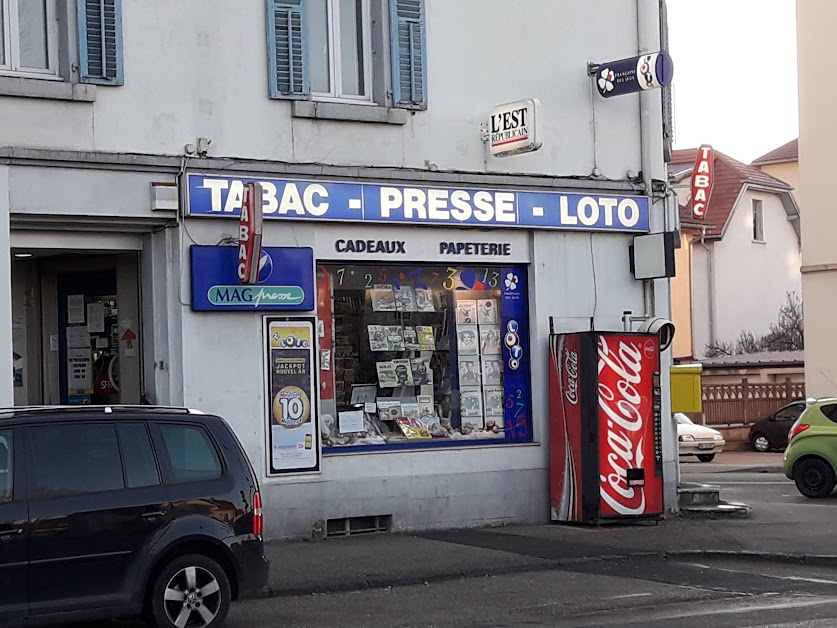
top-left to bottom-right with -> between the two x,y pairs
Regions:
667,0 -> 798,163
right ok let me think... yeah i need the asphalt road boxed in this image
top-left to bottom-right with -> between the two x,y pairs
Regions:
69,456 -> 837,627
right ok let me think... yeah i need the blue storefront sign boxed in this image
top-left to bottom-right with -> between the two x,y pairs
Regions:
190,246 -> 315,312
186,174 -> 650,233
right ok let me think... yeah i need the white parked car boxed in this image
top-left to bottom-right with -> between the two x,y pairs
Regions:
675,412 -> 725,462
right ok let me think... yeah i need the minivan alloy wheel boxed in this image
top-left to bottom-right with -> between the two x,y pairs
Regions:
151,554 -> 231,628
164,566 -> 221,627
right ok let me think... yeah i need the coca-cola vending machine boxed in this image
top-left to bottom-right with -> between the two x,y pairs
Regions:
549,331 -> 664,523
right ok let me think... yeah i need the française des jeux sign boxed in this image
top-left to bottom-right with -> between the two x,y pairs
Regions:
186,174 -> 650,233
191,245 -> 315,312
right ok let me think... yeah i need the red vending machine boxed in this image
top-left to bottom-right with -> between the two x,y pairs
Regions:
549,331 -> 664,523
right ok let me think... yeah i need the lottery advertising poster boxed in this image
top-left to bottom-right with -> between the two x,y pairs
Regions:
264,317 -> 321,476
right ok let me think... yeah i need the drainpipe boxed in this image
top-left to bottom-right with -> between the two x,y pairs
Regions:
699,225 -> 716,348
637,0 -> 680,509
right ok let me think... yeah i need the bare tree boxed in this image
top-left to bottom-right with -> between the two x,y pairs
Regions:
705,292 -> 804,356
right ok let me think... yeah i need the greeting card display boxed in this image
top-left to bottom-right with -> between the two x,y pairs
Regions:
481,357 -> 503,386
377,400 -> 403,422
376,362 -> 398,388
457,325 -> 479,354
403,326 -> 420,350
455,300 -> 477,324
477,299 -> 499,325
395,286 -> 417,312
410,357 -> 432,385
483,386 -> 504,417
460,387 -> 484,418
383,326 -> 405,351
415,288 -> 436,312
392,359 -> 415,386
371,285 -> 396,312
480,326 -> 502,355
417,326 -> 436,350
367,325 -> 388,352
458,357 -> 481,386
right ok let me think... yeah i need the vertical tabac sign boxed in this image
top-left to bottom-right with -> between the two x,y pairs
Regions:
691,145 -> 714,220
238,182 -> 264,285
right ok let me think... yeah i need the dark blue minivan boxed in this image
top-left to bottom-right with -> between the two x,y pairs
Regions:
0,405 -> 268,627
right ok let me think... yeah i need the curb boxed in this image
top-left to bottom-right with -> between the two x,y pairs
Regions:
717,466 -> 784,474
667,549 -> 837,566
252,551 -> 662,599
252,548 -> 837,599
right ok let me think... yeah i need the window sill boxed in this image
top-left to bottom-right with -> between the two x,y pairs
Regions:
292,100 -> 408,125
0,76 -> 96,102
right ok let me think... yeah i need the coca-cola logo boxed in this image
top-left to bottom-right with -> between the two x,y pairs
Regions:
597,336 -> 648,516
564,349 -> 579,406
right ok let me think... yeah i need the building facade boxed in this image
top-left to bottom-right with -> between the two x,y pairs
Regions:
798,1 -> 837,397
668,149 -> 801,360
0,0 -> 678,538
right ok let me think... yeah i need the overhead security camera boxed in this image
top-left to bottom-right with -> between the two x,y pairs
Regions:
637,317 -> 676,352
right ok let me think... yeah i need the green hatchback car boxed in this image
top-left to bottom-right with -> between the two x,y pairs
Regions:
784,398 -> 837,498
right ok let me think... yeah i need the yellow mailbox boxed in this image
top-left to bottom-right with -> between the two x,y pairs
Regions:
670,363 -> 702,413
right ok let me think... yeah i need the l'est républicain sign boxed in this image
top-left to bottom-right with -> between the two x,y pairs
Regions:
187,174 -> 650,233
489,98 -> 542,157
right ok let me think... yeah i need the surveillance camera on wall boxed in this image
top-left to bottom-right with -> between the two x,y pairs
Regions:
637,317 -> 676,352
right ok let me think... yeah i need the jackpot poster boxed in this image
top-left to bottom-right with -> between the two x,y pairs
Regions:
265,317 -> 320,475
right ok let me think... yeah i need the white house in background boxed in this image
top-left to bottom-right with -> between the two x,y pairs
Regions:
669,149 -> 801,358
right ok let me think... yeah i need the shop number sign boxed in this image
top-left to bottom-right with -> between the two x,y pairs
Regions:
265,317 -> 320,475
187,174 -> 650,233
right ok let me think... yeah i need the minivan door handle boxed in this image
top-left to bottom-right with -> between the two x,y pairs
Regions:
0,527 -> 23,540
141,510 -> 167,522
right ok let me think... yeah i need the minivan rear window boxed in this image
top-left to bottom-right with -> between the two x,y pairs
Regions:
29,424 -> 124,498
117,423 -> 160,488
158,424 -> 222,484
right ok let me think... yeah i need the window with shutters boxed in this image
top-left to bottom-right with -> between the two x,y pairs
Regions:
0,0 -> 60,78
267,0 -> 427,111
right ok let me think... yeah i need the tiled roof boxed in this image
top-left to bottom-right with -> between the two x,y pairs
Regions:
751,138 -> 799,166
670,148 -> 792,238
696,350 -> 804,369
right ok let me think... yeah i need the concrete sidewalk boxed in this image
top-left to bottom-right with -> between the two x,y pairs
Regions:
259,512 -> 837,598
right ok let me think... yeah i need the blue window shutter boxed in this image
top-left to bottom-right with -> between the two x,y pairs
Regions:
389,0 -> 427,109
266,0 -> 309,99
77,0 -> 124,86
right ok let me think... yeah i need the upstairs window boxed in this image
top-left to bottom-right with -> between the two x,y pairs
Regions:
753,199 -> 765,242
267,0 -> 427,109
0,0 -> 59,77
308,0 -> 371,101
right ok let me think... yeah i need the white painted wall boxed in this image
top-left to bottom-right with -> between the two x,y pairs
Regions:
0,0 -> 645,180
712,190 -> 801,346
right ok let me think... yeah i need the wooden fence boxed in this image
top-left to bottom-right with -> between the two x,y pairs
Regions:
687,378 -> 805,426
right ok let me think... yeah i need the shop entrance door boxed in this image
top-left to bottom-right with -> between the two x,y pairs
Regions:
35,254 -> 142,406
57,271 -> 122,405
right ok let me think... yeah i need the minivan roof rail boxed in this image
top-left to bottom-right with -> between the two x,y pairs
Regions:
0,405 -> 207,417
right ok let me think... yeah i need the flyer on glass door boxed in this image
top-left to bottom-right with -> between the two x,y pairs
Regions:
265,317 -> 320,476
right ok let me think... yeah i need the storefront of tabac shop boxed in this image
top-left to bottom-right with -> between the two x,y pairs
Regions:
182,172 -> 652,539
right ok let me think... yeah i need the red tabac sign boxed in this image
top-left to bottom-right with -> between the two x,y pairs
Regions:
238,182 -> 264,285
691,145 -> 714,220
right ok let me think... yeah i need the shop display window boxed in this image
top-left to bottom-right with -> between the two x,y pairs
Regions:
317,263 -> 532,451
